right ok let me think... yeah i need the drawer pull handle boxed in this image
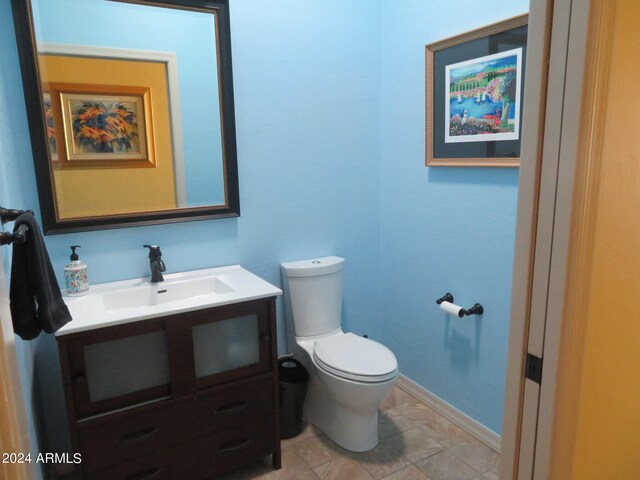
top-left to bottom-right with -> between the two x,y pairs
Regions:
218,438 -> 250,452
116,427 -> 159,444
125,468 -> 161,480
214,401 -> 248,415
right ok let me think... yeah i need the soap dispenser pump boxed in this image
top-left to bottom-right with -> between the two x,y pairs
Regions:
64,245 -> 89,296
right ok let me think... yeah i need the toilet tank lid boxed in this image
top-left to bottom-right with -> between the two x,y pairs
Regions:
281,256 -> 345,277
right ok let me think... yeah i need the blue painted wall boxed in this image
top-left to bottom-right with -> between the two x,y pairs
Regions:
2,0 -> 383,453
1,0 -> 529,457
379,0 -> 528,433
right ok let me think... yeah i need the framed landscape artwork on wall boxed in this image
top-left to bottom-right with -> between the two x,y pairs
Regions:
426,14 -> 528,167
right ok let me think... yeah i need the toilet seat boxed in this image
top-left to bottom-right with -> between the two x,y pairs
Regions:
313,333 -> 398,383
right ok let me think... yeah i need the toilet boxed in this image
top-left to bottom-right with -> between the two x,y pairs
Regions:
281,256 -> 398,452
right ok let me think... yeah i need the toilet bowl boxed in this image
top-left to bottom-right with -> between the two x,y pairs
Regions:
281,256 -> 398,452
290,329 -> 398,451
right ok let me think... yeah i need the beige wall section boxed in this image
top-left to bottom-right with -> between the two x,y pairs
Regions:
39,55 -> 176,219
0,248 -> 34,480
550,0 -> 640,478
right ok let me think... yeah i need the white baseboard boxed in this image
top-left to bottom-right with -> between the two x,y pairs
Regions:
395,374 -> 501,453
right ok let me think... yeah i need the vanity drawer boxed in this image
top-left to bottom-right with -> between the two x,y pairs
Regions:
78,397 -> 191,473
85,416 -> 275,480
192,374 -> 274,433
79,374 -> 274,472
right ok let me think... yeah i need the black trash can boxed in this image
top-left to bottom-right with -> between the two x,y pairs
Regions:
278,357 -> 309,439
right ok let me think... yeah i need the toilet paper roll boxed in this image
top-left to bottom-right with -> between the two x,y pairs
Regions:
440,301 -> 464,318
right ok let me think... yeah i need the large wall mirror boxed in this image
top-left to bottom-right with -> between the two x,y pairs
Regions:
11,0 -> 239,233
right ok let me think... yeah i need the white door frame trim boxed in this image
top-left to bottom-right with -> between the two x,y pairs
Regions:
501,0 -> 597,478
500,0 -> 556,476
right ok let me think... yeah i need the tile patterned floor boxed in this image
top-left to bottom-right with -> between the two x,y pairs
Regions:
218,387 -> 500,480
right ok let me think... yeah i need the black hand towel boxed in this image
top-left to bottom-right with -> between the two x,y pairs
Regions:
10,213 -> 71,340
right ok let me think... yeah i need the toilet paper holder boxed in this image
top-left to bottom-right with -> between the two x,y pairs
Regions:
436,293 -> 454,305
436,293 -> 484,317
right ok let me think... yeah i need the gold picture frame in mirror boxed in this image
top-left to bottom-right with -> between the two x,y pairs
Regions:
46,82 -> 156,169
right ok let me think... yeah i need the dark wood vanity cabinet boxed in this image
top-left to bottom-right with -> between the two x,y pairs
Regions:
56,298 -> 281,480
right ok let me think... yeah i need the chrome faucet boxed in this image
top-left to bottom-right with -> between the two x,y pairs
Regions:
143,245 -> 166,283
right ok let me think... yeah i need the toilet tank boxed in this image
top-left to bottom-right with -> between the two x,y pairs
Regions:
281,256 -> 344,337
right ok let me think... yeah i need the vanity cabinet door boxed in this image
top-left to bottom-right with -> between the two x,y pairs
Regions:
60,320 -> 171,419
57,297 -> 280,479
188,300 -> 274,389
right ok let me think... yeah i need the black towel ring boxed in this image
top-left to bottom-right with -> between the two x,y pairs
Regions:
1,225 -> 28,246
0,207 -> 33,246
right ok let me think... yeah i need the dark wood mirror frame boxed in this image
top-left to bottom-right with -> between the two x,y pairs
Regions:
10,0 -> 240,234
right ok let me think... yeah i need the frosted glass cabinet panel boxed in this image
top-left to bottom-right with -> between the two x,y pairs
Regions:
63,320 -> 172,418
193,314 -> 260,378
84,331 -> 170,403
188,301 -> 272,389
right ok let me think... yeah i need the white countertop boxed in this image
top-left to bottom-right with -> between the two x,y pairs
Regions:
57,265 -> 282,336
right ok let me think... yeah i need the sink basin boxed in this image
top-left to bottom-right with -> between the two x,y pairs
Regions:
57,265 -> 282,336
102,276 -> 234,312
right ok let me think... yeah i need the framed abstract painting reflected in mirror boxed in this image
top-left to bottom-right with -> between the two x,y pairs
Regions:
46,82 -> 156,169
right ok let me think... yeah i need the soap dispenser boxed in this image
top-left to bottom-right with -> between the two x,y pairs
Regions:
64,245 -> 89,296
